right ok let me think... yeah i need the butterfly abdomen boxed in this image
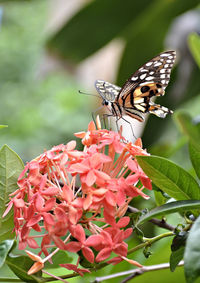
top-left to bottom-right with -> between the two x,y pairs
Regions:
111,101 -> 123,118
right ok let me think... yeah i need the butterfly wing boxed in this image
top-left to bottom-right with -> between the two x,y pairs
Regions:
95,80 -> 121,103
117,50 -> 176,118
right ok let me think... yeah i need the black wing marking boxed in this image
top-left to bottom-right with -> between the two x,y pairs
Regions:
118,50 -> 176,99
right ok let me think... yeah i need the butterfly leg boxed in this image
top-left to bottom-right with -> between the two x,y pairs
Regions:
102,113 -> 116,130
91,111 -> 98,128
115,116 -> 137,140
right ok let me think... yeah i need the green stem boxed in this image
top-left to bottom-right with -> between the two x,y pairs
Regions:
0,279 -> 21,282
128,231 -> 174,254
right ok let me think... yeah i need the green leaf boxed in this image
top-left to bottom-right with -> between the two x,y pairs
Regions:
153,184 -> 169,206
6,254 -> 43,283
171,232 -> 188,252
184,215 -> 200,282
137,200 -> 200,225
45,250 -> 73,269
0,145 -> 24,242
136,155 -> 200,201
188,32 -> 200,69
47,0 -> 152,62
154,190 -> 167,206
0,240 -> 14,268
170,246 -> 184,272
170,231 -> 188,271
189,141 -> 200,180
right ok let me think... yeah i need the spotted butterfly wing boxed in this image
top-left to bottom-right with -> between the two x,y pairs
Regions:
95,80 -> 120,103
117,50 -> 176,120
95,50 -> 176,122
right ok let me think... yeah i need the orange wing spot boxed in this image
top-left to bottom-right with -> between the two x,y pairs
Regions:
149,104 -> 161,111
149,105 -> 155,111
133,83 -> 164,98
134,88 -> 143,97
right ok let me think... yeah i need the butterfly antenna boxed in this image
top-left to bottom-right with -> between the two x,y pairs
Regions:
78,90 -> 101,99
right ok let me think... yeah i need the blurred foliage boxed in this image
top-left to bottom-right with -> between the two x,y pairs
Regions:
0,1 -> 90,162
0,0 -> 200,282
188,32 -> 200,69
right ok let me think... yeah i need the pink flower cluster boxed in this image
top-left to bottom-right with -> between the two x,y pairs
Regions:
4,120 -> 152,275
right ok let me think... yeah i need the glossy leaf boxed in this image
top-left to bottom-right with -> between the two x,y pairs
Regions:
184,215 -> 200,282
188,32 -> 200,69
170,231 -> 187,271
0,145 -> 24,242
47,0 -> 152,62
189,141 -> 200,180
170,246 -> 184,272
136,155 -> 200,201
137,200 -> 200,225
0,240 -> 14,268
171,232 -> 188,252
6,254 -> 43,283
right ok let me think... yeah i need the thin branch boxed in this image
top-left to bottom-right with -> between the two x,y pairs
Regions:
93,261 -> 184,283
149,218 -> 175,231
42,270 -> 69,283
128,206 -> 175,231
121,261 -> 184,283
128,231 -> 174,254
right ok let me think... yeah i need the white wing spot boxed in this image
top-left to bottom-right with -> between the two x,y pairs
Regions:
154,62 -> 162,67
160,53 -> 169,57
160,74 -> 166,79
160,69 -> 166,73
166,60 -> 172,63
146,62 -> 153,66
150,71 -> 154,75
164,64 -> 169,68
131,76 -> 138,81
161,80 -> 166,84
140,81 -> 154,86
145,76 -> 154,80
140,73 -> 147,80
139,68 -> 148,72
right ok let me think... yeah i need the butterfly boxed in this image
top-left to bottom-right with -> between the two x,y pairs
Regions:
95,50 -> 176,124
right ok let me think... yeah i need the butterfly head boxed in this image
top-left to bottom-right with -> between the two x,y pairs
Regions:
102,99 -> 110,107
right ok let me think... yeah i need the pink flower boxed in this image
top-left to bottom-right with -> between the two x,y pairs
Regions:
86,219 -> 133,262
3,118 -> 151,275
69,151 -> 111,186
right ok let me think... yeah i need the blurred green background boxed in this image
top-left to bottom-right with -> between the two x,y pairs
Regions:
0,0 -> 200,282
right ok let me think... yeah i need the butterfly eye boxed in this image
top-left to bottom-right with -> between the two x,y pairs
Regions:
103,100 -> 109,106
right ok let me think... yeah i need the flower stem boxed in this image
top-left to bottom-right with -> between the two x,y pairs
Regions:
128,231 -> 174,254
